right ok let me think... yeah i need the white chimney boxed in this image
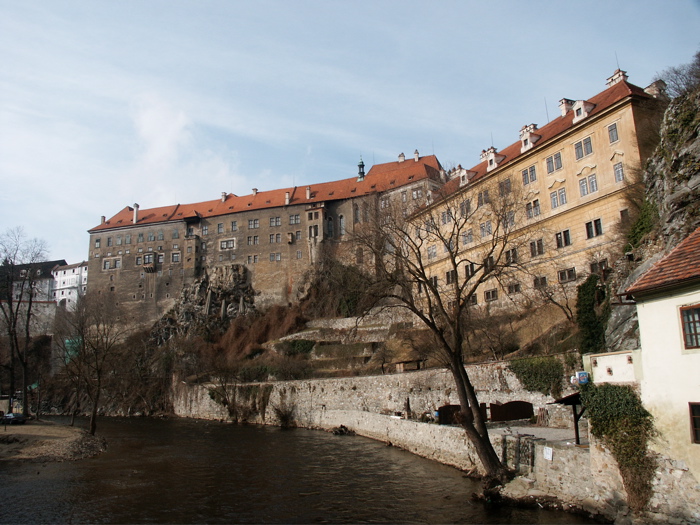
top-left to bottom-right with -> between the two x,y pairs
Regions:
252,188 -> 258,195
133,203 -> 139,224
398,152 -> 405,163
285,192 -> 290,205
221,192 -> 227,202
414,149 -> 419,162
101,216 -> 105,224
306,186 -> 311,199
559,98 -> 574,117
606,69 -> 628,87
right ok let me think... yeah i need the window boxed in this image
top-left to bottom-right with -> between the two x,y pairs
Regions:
247,255 -> 259,264
353,205 -> 360,224
326,218 -> 334,237
499,178 -> 511,196
103,259 -> 110,270
526,199 -> 540,219
608,123 -> 619,143
555,230 -> 572,248
502,211 -> 515,229
339,215 -> 346,235
459,199 -> 471,217
220,240 -> 235,250
477,190 -> 490,207
172,253 -> 180,263
590,259 -> 608,275
429,276 -> 438,288
289,214 -> 300,225
585,219 -> 603,239
380,198 -> 389,209
187,227 -> 194,236
522,165 -> 537,185
107,237 -> 113,247
558,267 -> 577,283
574,137 -> 593,160
269,253 -> 282,262
690,403 -> 700,444
201,242 -> 207,251
136,256 -> 142,265
464,262 -> 476,278
247,236 -> 259,245
248,219 -> 259,229
94,238 -> 101,248
507,283 -> 521,294
483,256 -> 495,271
534,276 -> 548,289
550,188 -> 567,209
172,230 -> 179,239
231,221 -> 238,231
579,174 -> 598,196
217,223 -> 224,234
480,221 -> 492,237
157,254 -> 164,263
270,217 -> 281,227
138,233 -> 144,243
427,245 -> 437,260
412,188 -> 423,200
296,250 -> 303,259
485,289 -> 498,302
446,269 -> 457,284
125,234 -> 131,244
681,306 -> 700,349
401,191 -> 407,202
546,152 -> 562,173
505,248 -> 518,265
530,238 -> 544,257
614,162 -> 625,183
144,254 -> 154,264
158,231 -> 164,241
441,210 -> 453,225
462,229 -> 473,245
148,232 -> 155,241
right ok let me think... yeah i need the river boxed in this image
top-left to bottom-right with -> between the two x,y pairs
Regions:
0,417 -> 597,524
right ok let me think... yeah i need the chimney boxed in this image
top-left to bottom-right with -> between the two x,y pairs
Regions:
357,157 -> 365,182
101,216 -> 105,225
559,98 -> 574,117
221,192 -> 227,202
252,188 -> 258,195
414,149 -> 419,162
606,69 -> 629,87
398,152 -> 405,163
306,186 -> 311,200
285,192 -> 290,205
133,203 -> 139,224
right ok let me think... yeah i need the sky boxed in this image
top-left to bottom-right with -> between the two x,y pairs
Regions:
1,1 -> 699,264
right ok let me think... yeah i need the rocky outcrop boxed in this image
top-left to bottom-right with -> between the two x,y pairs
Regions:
150,264 -> 256,344
646,86 -> 700,248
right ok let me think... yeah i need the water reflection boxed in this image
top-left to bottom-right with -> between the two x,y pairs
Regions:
0,417 -> 596,524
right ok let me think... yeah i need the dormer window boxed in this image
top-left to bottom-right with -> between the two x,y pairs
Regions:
480,147 -> 505,172
519,124 -> 541,153
572,100 -> 596,124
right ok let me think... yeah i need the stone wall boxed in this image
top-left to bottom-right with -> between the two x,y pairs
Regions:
172,364 -> 700,524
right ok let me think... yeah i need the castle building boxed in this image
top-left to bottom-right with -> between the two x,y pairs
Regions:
87,70 -> 664,329
51,261 -> 88,310
87,154 -> 444,324
411,70 -> 663,335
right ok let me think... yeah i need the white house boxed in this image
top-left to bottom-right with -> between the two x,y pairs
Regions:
625,226 -> 700,480
51,261 -> 88,310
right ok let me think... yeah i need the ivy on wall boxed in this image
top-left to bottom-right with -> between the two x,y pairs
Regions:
581,383 -> 656,513
507,356 -> 564,398
576,275 -> 608,354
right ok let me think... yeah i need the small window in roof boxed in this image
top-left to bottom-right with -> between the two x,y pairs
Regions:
371,184 -> 376,189
408,175 -> 414,180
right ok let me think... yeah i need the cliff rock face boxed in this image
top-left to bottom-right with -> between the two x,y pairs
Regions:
150,264 -> 256,344
646,87 -> 700,248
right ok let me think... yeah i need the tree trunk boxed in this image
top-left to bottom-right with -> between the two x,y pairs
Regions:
89,388 -> 100,436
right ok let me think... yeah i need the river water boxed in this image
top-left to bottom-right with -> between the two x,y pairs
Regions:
0,417 -> 596,524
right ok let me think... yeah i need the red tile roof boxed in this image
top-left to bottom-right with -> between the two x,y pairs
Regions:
626,226 -> 700,296
89,155 -> 443,232
437,80 -> 651,197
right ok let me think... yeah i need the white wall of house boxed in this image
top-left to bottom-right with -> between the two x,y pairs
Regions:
583,350 -> 641,384
635,287 -> 700,481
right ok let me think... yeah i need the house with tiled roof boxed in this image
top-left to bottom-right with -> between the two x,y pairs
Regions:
623,226 -> 700,480
87,153 -> 445,322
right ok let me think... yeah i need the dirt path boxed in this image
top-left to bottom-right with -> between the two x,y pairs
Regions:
0,420 -> 105,462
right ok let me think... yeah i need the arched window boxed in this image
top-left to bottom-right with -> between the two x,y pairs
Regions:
326,217 -> 334,238
339,215 -> 345,235
353,204 -> 360,224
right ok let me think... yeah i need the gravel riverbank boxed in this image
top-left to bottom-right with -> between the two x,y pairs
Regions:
0,419 -> 105,462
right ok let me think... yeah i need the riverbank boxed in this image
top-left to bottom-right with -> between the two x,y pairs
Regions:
0,419 -> 105,462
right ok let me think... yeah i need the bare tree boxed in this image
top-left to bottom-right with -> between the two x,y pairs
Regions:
0,227 -> 48,416
53,292 -> 130,435
353,181 -> 531,486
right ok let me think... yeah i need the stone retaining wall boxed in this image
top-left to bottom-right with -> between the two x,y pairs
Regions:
171,366 -> 700,524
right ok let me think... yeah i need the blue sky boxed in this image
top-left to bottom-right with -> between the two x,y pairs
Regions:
1,0 -> 699,264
